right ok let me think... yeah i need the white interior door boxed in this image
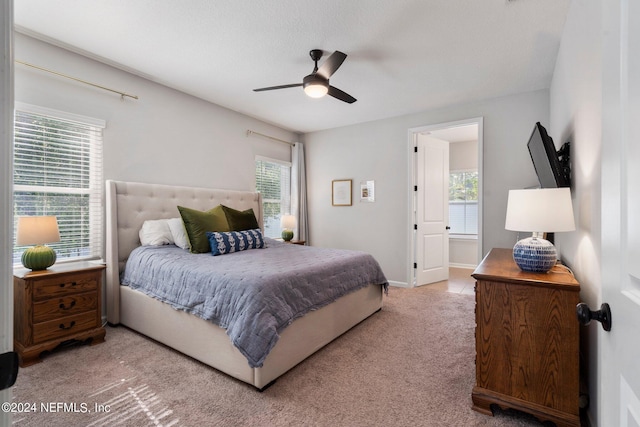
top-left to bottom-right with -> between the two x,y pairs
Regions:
599,1 -> 640,425
1,0 -> 13,424
415,134 -> 449,286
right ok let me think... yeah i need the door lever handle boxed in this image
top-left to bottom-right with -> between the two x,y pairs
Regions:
576,302 -> 612,331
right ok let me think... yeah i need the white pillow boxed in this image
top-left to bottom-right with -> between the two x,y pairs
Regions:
139,219 -> 174,246
167,217 -> 190,250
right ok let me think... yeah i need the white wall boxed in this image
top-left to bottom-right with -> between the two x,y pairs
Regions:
549,0 -> 602,424
14,33 -> 297,190
449,140 -> 477,171
304,90 -> 548,285
449,239 -> 477,269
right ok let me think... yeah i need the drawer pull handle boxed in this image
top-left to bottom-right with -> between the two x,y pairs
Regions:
59,300 -> 76,310
58,282 -> 78,288
59,321 -> 76,330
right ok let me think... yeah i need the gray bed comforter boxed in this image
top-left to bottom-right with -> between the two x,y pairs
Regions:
121,238 -> 388,368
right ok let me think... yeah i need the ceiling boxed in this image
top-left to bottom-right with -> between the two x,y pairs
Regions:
428,124 -> 478,144
13,0 -> 571,134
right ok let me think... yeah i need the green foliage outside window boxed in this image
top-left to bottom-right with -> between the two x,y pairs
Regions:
449,171 -> 478,201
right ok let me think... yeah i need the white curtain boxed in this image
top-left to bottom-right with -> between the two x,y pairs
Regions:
291,142 -> 308,242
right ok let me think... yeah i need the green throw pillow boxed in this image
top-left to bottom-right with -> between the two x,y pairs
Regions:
177,205 -> 230,253
221,205 -> 260,231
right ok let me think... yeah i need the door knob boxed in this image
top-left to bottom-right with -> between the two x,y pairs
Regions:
576,302 -> 612,331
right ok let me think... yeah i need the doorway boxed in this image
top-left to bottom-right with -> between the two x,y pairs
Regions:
407,117 -> 483,287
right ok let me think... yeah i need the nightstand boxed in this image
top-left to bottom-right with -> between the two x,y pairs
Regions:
13,261 -> 106,367
471,248 -> 580,427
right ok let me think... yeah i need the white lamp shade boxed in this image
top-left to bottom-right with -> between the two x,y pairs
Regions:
16,216 -> 61,245
280,214 -> 296,230
505,188 -> 575,233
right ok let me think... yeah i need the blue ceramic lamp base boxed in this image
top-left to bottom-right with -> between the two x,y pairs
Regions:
512,237 -> 557,273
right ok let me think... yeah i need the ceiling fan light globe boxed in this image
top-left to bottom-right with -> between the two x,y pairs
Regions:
304,84 -> 329,98
303,74 -> 329,98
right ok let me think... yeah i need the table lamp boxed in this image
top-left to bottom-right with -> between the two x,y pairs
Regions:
16,216 -> 61,270
505,188 -> 575,273
280,214 -> 296,241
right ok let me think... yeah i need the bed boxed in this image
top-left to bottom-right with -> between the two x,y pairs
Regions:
105,180 -> 386,390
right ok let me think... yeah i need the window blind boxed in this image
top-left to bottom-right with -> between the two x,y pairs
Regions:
13,106 -> 104,264
255,157 -> 291,239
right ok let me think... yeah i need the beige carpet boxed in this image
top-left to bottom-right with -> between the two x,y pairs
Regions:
11,286 -> 552,426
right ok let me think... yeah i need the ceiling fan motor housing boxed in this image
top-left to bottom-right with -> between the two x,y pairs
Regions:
303,74 -> 328,88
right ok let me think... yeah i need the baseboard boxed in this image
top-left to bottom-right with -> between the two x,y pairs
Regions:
388,280 -> 410,288
449,262 -> 477,269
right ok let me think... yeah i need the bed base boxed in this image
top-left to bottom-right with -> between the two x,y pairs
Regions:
119,284 -> 382,389
105,180 -> 383,390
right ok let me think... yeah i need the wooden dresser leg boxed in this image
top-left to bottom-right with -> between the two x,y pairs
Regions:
89,328 -> 106,345
17,351 -> 42,368
472,387 -> 494,416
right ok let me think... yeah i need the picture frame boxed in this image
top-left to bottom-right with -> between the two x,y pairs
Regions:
332,179 -> 352,206
360,180 -> 375,202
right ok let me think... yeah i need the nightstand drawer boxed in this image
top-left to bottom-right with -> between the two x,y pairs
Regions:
33,312 -> 98,344
33,272 -> 99,300
33,292 -> 97,323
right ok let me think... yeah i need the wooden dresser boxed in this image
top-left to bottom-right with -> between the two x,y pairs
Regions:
14,262 -> 106,367
471,248 -> 580,427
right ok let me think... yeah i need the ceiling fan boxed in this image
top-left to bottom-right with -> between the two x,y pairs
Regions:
253,49 -> 357,104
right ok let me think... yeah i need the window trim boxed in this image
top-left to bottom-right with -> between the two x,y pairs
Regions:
15,102 -> 106,128
255,155 -> 291,168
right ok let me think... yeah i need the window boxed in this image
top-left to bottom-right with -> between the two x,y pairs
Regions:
255,156 -> 291,239
13,104 -> 105,265
449,170 -> 478,236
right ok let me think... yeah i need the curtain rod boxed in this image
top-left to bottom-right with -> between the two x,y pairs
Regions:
16,60 -> 139,100
246,130 -> 294,146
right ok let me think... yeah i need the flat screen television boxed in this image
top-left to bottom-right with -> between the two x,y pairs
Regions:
527,122 -> 570,188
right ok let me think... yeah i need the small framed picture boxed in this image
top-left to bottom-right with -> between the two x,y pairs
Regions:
360,180 -> 375,202
332,179 -> 352,206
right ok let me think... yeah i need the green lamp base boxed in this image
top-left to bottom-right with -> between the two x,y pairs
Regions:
22,245 -> 57,271
281,230 -> 294,242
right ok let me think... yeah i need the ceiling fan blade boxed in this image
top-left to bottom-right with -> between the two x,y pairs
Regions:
316,51 -> 347,79
328,85 -> 357,104
253,83 -> 302,92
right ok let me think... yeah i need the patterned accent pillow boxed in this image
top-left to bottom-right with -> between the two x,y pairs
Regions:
206,229 -> 265,256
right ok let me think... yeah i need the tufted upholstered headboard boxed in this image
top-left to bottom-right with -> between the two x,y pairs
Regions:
105,180 -> 263,323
